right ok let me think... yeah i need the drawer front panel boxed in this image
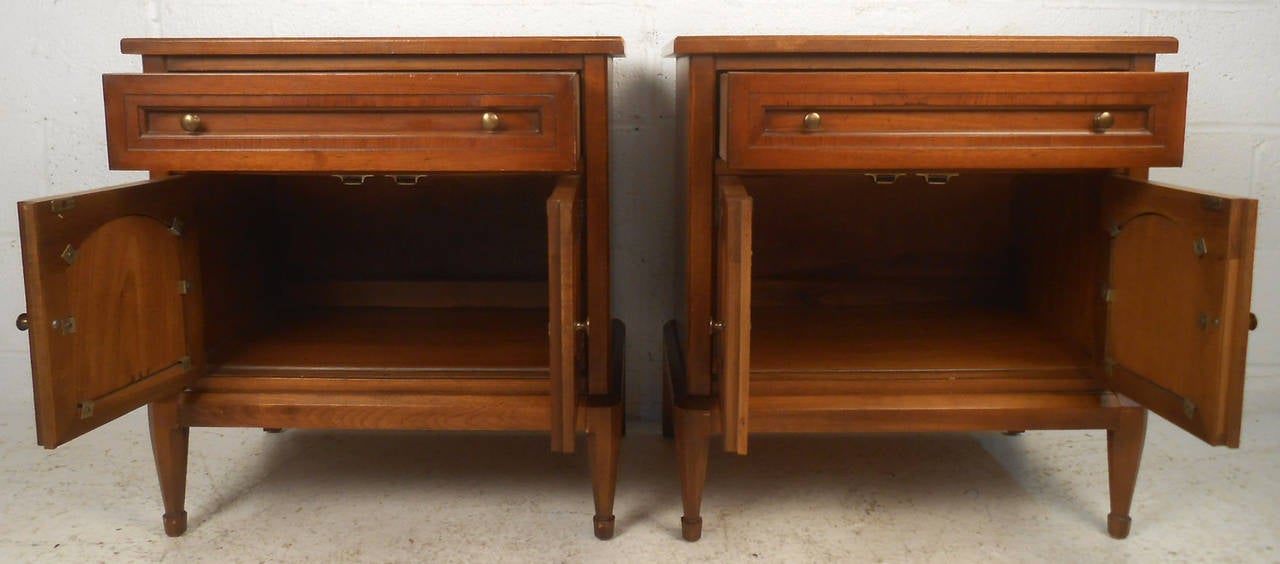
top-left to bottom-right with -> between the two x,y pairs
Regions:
721,71 -> 1187,170
105,72 -> 579,172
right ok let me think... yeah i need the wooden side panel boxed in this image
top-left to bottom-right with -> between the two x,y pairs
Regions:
18,176 -> 204,448
582,55 -> 612,396
715,177 -> 752,454
679,55 -> 718,397
1102,176 -> 1256,447
548,176 -> 584,452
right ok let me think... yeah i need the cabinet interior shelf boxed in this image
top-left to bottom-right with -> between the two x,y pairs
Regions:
210,306 -> 550,379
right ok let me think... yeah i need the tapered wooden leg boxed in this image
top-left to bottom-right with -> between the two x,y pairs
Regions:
586,402 -> 622,540
148,396 -> 189,537
1107,407 -> 1147,539
676,405 -> 712,541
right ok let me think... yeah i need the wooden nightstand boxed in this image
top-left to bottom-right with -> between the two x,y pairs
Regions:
16,36 -> 626,539
665,36 -> 1257,541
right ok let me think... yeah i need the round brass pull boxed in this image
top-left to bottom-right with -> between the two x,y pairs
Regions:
1093,111 -> 1115,132
1250,312 -> 1258,331
16,313 -> 29,331
481,112 -> 501,132
803,112 -> 822,131
180,113 -> 202,133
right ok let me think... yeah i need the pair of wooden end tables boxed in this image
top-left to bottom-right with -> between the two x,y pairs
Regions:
16,36 -> 1258,542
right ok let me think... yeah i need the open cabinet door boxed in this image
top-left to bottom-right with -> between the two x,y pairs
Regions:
716,176 -> 752,454
548,175 -> 584,453
1103,175 -> 1256,447
18,176 -> 204,448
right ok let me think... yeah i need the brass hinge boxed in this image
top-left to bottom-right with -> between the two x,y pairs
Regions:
574,320 -> 590,334
1193,238 -> 1207,257
168,217 -> 185,237
865,173 -> 905,185
179,355 -> 192,371
1102,287 -> 1114,303
1108,223 -> 1122,238
77,399 -> 94,419
50,198 -> 77,214
1183,398 -> 1197,419
334,174 -> 373,186
1197,313 -> 1221,330
60,244 -> 77,265
178,280 -> 192,295
918,172 -> 959,185
1202,196 -> 1224,211
52,317 -> 76,335
390,175 -> 428,186
710,319 -> 725,332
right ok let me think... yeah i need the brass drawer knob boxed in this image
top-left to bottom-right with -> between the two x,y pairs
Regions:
803,112 -> 822,131
481,112 -> 501,132
180,113 -> 202,133
16,313 -> 29,331
1093,111 -> 1115,132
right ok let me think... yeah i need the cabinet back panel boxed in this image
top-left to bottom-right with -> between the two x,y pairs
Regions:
270,175 -> 554,286
746,174 -> 1017,308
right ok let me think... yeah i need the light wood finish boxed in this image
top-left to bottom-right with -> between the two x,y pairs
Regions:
548,176 -> 584,452
18,176 -> 204,448
123,37 -> 625,56
715,177 -> 751,454
673,35 -> 1179,56
721,71 -> 1187,171
751,305 -> 1093,375
669,36 -> 1256,541
678,55 -> 718,398
17,37 -> 622,539
1102,176 -> 1256,447
210,307 -> 548,377
1107,396 -> 1147,539
148,395 -> 189,537
104,72 -> 579,172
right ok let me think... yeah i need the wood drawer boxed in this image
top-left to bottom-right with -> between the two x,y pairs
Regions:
104,72 -> 579,172
720,71 -> 1187,170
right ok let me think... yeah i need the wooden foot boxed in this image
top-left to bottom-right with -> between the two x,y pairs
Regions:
676,404 -> 712,541
149,396 -> 190,537
263,428 -> 283,433
1107,406 -> 1147,539
586,402 -> 622,540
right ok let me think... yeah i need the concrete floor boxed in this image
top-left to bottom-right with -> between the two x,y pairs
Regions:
1,375 -> 1277,563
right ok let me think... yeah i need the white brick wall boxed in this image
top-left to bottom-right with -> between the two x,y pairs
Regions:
1,0 -> 1276,422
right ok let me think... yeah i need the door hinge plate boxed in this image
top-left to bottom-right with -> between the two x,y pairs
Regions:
168,217 -> 185,237
50,198 -> 76,214
77,399 -> 94,419
60,244 -> 77,265
52,317 -> 76,335
178,280 -> 192,295
1193,238 -> 1207,257
1182,398 -> 1197,419
1202,196 -> 1224,211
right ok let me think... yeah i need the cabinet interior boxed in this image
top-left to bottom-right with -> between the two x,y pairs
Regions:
743,172 -> 1107,387
196,173 -> 558,379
